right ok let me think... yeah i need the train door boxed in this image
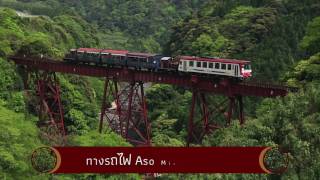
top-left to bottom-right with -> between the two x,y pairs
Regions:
235,65 -> 238,77
183,60 -> 187,71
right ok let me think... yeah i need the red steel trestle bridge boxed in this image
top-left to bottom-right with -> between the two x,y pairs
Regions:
10,56 -> 297,146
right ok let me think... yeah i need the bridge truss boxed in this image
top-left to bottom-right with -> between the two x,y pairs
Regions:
10,56 -> 297,146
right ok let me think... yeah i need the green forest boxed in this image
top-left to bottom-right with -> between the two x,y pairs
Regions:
0,0 -> 320,179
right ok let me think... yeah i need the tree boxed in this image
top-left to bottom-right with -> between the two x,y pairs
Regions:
300,16 -> 320,56
192,34 -> 215,56
0,104 -> 45,179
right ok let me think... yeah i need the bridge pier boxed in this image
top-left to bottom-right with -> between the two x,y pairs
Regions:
99,78 -> 151,146
34,71 -> 66,145
187,88 -> 245,146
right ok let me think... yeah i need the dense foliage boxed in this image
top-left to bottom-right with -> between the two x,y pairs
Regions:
0,7 -> 138,179
0,0 -> 206,52
149,1 -> 320,179
0,0 -> 320,179
166,0 -> 320,80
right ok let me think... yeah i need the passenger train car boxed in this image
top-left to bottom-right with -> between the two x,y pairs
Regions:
126,52 -> 162,70
64,48 -> 252,79
101,49 -> 128,66
178,56 -> 252,78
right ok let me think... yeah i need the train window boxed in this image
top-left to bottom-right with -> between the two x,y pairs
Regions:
197,62 -> 201,67
221,64 -> 226,70
131,57 -> 138,62
203,62 -> 208,68
209,63 -> 213,68
215,63 -> 220,69
244,64 -> 251,70
189,61 -> 194,67
140,58 -> 147,63
228,64 -> 232,70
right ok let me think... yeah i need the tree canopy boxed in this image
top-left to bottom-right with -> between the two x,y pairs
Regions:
0,0 -> 320,179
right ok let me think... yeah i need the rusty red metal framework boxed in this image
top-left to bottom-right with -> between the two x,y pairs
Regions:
99,79 -> 151,146
32,71 -> 66,145
10,56 -> 297,146
187,90 -> 245,146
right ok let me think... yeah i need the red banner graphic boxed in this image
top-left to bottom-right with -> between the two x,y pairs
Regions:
31,147 -> 288,174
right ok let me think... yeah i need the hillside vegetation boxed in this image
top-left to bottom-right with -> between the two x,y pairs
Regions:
166,0 -> 320,80
0,0 -> 320,179
0,8 -> 136,179
0,0 -> 206,52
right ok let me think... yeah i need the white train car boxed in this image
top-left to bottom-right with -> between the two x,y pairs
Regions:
178,56 -> 252,79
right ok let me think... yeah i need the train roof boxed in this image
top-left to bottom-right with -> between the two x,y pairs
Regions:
180,56 -> 250,64
76,48 -> 129,55
101,49 -> 129,55
161,57 -> 172,61
127,52 -> 157,58
72,48 -> 251,64
77,48 -> 101,53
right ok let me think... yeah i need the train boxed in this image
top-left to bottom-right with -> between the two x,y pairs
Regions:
64,48 -> 252,79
